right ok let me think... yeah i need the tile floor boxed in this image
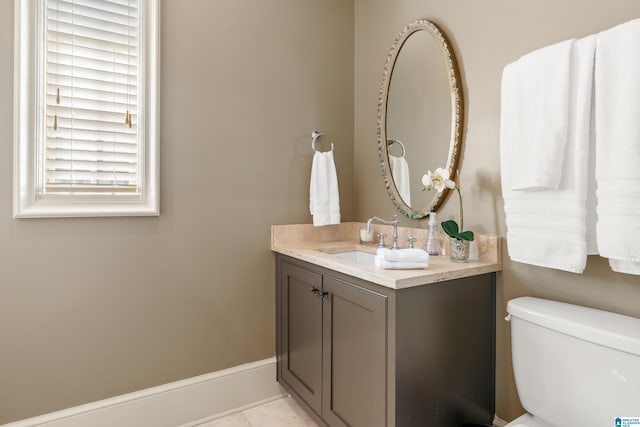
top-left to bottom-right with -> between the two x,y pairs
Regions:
196,396 -> 500,427
197,396 -> 320,427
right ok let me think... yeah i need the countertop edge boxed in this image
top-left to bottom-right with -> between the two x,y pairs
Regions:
272,245 -> 501,290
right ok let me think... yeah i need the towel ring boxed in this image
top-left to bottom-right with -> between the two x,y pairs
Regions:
386,138 -> 406,157
312,131 -> 334,152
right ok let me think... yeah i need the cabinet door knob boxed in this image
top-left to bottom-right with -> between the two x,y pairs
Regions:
311,287 -> 329,298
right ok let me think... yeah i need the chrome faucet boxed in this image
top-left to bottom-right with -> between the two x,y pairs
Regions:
366,215 -> 400,249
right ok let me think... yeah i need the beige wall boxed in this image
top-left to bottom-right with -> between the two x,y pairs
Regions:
0,0 -> 354,423
355,0 -> 640,421
4,0 -> 640,423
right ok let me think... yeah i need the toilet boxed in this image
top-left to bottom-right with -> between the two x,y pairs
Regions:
505,297 -> 640,427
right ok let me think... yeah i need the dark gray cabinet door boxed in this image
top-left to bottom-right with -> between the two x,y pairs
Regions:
322,276 -> 387,427
281,262 -> 323,416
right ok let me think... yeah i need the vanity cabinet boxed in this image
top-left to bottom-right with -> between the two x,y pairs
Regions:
276,254 -> 495,427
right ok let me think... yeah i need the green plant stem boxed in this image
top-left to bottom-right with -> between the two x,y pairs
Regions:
456,186 -> 463,232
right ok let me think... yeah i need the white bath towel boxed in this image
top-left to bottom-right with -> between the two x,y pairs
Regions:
377,248 -> 429,263
389,155 -> 411,206
309,150 -> 341,227
609,259 -> 640,275
505,39 -> 574,191
595,19 -> 640,275
501,35 -> 597,273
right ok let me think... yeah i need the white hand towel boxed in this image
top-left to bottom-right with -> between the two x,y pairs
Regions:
309,150 -> 341,227
505,39 -> 574,191
374,248 -> 428,270
595,18 -> 640,274
389,155 -> 411,206
377,248 -> 429,263
374,257 -> 428,270
501,36 -> 597,273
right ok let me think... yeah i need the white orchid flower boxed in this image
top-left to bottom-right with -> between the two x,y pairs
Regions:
422,167 -> 455,193
421,171 -> 433,188
422,170 -> 438,191
421,166 -> 472,243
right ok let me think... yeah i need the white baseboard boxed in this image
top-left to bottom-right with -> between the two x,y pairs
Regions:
494,415 -> 508,426
2,357 -> 287,427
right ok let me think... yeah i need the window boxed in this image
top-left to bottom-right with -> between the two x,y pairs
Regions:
14,0 -> 159,217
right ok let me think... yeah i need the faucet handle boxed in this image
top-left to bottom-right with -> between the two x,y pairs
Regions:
406,237 -> 417,249
377,233 -> 387,248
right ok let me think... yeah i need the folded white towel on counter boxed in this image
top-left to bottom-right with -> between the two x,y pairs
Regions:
374,248 -> 429,270
309,150 -> 341,227
504,38 -> 574,191
389,155 -> 411,206
374,258 -> 429,270
377,248 -> 429,263
595,18 -> 640,273
501,35 -> 597,273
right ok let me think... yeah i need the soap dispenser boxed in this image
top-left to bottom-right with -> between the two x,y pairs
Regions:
425,212 -> 441,255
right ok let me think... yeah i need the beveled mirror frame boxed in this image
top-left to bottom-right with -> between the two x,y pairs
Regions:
377,19 -> 464,219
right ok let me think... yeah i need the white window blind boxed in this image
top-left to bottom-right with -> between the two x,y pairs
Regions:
45,0 -> 140,194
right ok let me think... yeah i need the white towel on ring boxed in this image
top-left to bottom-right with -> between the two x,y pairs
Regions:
595,18 -> 640,275
501,35 -> 597,273
309,150 -> 341,227
389,155 -> 411,206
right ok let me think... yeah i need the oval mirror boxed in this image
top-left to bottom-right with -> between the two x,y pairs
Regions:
378,19 -> 464,219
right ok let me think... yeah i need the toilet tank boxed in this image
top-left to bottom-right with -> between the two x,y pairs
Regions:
507,297 -> 640,427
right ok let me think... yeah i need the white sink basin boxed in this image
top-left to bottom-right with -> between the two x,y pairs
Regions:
330,250 -> 377,265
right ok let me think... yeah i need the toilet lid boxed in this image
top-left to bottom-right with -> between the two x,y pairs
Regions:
505,413 -> 553,427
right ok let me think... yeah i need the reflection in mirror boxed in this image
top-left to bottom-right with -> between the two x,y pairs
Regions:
387,30 -> 451,210
387,138 -> 411,205
378,19 -> 464,219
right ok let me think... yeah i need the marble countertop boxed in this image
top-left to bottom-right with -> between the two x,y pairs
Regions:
271,222 -> 502,290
